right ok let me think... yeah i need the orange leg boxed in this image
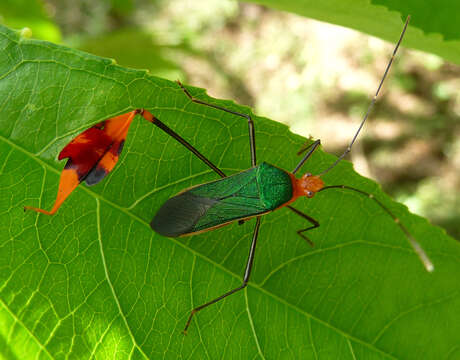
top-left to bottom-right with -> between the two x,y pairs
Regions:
24,169 -> 79,215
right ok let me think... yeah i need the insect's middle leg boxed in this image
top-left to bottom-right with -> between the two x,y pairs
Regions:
286,205 -> 319,247
177,80 -> 256,167
183,217 -> 261,334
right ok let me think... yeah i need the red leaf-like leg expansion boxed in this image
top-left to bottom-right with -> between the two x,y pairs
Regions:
25,110 -> 139,215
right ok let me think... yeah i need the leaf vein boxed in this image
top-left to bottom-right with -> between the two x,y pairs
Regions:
96,198 -> 149,359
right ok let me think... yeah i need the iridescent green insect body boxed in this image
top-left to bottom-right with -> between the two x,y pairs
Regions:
152,162 -> 294,237
151,17 -> 433,334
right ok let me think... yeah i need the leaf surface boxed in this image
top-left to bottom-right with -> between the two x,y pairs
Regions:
1,25 -> 459,359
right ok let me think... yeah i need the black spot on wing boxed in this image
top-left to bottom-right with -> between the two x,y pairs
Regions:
84,166 -> 108,186
117,140 -> 125,155
151,192 -> 218,237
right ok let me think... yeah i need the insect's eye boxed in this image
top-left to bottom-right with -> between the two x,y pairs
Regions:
305,173 -> 312,177
306,191 -> 313,198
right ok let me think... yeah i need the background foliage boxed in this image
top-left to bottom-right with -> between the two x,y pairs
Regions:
1,1 -> 460,359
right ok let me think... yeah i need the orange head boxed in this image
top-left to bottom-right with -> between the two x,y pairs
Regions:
292,173 -> 324,199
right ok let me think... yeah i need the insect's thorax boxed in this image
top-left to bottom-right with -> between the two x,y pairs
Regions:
188,162 -> 293,211
255,162 -> 293,210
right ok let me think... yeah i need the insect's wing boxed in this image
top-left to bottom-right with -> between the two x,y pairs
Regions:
151,167 -> 269,237
151,192 -> 219,237
151,190 -> 267,237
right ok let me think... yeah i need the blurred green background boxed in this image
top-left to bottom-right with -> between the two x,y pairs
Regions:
2,0 -> 460,239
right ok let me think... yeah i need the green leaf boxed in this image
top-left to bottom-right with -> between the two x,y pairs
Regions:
249,0 -> 460,65
1,24 -> 459,359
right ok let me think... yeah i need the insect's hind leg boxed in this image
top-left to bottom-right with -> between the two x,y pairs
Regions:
183,217 -> 261,334
177,80 -> 256,167
286,205 -> 320,247
140,109 -> 226,179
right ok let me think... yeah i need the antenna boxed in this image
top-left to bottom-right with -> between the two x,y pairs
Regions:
320,185 -> 434,272
319,15 -> 411,176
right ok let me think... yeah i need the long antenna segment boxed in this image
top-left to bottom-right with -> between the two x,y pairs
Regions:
319,15 -> 411,176
316,16 -> 435,272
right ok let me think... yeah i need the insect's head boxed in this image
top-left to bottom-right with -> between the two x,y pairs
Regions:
299,173 -> 324,198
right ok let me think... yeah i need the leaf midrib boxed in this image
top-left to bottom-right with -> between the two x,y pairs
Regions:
2,132 -> 400,359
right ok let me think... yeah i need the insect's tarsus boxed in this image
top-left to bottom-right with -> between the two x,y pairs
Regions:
319,15 -> 411,176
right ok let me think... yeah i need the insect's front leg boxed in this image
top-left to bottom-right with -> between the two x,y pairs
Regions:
292,139 -> 321,175
286,205 -> 319,247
